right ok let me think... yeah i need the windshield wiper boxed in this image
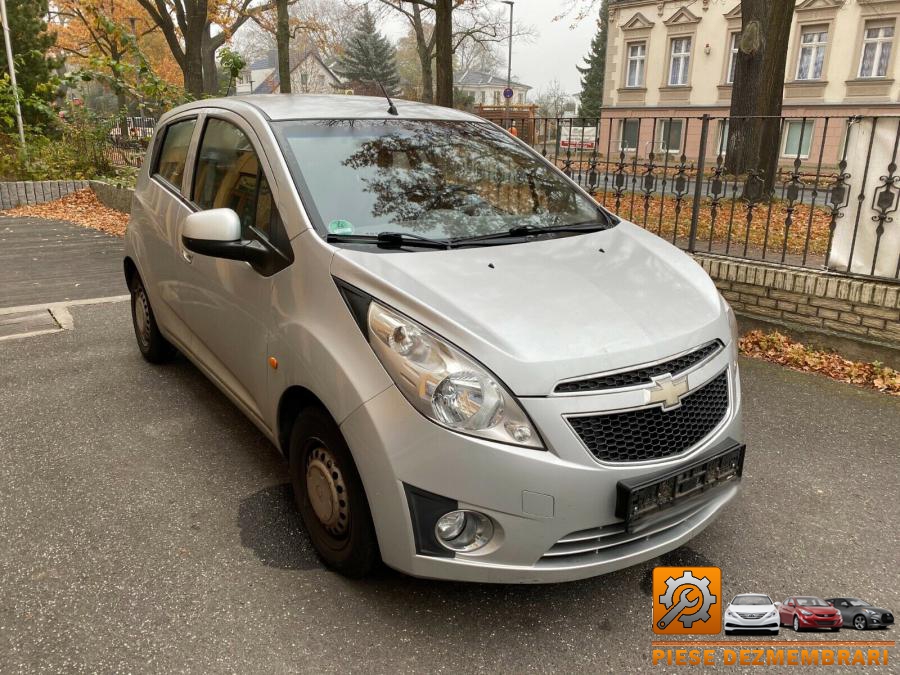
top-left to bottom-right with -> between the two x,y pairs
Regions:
326,231 -> 453,250
449,219 -> 613,246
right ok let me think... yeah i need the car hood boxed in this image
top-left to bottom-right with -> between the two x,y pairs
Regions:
801,607 -> 840,615
331,221 -> 729,396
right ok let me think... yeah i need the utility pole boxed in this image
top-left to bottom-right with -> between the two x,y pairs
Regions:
502,0 -> 514,124
0,0 -> 25,147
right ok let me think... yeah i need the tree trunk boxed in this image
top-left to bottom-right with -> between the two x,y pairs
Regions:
727,0 -> 796,194
412,5 -> 433,103
201,25 -> 220,95
276,0 -> 291,93
433,0 -> 453,107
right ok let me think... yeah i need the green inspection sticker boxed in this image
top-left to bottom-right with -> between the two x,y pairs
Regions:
328,219 -> 354,235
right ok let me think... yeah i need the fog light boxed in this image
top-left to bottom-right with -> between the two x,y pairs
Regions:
434,510 -> 494,552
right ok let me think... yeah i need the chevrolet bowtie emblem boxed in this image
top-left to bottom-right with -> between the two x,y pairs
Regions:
647,373 -> 690,410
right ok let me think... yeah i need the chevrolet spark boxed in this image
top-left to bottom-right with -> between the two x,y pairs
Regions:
124,95 -> 744,583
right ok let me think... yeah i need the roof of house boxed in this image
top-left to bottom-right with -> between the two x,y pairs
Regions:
454,69 -> 531,90
253,50 -> 342,94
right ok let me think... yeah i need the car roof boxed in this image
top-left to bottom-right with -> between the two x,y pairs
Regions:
164,94 -> 483,123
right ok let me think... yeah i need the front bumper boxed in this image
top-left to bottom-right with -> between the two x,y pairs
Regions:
725,613 -> 780,631
340,355 -> 742,583
797,614 -> 843,629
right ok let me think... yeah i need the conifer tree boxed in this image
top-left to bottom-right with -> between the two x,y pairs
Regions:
576,0 -> 607,119
335,7 -> 401,96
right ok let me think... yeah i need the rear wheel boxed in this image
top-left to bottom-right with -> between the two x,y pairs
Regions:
130,275 -> 175,363
288,406 -> 379,578
854,615 -> 868,631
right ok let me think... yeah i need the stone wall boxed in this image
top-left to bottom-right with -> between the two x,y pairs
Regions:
0,180 -> 89,210
88,181 -> 134,213
696,255 -> 900,366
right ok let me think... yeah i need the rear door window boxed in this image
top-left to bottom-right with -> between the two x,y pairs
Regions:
153,118 -> 196,191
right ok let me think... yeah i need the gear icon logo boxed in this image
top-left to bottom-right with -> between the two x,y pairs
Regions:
652,567 -> 722,635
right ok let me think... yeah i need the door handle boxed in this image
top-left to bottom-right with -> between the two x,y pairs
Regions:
182,248 -> 193,264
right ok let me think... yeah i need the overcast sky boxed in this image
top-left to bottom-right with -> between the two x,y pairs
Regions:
380,1 -> 600,99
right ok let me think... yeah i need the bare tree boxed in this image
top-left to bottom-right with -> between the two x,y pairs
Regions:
534,79 -> 571,118
377,0 -> 532,106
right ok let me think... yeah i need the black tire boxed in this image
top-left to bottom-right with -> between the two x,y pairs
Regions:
793,615 -> 802,632
130,275 -> 176,363
853,614 -> 868,631
288,406 -> 379,578
724,629 -> 733,636
831,627 -> 841,632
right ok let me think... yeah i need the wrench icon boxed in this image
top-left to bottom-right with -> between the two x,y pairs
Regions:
657,589 -> 700,629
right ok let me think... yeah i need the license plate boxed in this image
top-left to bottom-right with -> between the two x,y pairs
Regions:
615,443 -> 745,532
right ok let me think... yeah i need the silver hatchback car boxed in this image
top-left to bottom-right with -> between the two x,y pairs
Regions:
125,95 -> 744,583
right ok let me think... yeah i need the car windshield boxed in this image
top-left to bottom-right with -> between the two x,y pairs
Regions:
273,119 -> 609,242
733,595 -> 772,606
796,597 -> 829,607
848,600 -> 871,607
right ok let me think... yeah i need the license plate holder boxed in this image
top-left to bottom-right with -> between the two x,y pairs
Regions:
615,442 -> 745,533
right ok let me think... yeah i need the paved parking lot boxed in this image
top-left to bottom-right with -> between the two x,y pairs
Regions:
1,300 -> 898,673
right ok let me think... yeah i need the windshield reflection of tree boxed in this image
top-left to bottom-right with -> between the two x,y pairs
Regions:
340,122 -> 580,239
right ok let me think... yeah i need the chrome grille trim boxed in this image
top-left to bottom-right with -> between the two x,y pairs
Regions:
553,340 -> 724,395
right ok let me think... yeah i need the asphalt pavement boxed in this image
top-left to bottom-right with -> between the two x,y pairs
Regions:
0,301 -> 898,673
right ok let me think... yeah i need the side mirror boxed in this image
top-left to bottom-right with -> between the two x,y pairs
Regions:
774,602 -> 782,607
182,208 -> 266,265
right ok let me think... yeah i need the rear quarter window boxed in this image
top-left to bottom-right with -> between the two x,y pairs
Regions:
153,118 -> 196,191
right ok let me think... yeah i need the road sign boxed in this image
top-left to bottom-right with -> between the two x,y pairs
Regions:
503,87 -> 514,99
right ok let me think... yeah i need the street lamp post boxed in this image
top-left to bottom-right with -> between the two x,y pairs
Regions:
0,0 -> 25,147
501,0 -> 513,127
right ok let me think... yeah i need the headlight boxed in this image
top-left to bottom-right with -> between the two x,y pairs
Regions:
367,301 -> 543,449
799,609 -> 813,616
722,295 -> 738,343
765,609 -> 777,619
864,609 -> 878,615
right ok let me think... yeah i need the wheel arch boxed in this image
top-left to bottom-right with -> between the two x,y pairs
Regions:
123,256 -> 139,289
277,385 -> 329,457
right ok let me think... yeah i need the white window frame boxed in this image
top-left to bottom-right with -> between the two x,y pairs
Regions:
796,27 -> 828,81
626,41 -> 647,88
619,119 -> 640,152
858,22 -> 894,78
657,119 -> 684,154
717,119 -> 730,156
668,37 -> 692,86
727,33 -> 740,84
781,120 -> 815,160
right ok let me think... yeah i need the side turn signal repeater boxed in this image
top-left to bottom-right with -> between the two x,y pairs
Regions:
268,356 -> 278,370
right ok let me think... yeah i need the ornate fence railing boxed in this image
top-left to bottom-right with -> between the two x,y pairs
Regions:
497,113 -> 900,283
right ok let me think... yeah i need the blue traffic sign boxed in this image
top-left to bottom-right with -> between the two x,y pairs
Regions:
503,87 -> 514,99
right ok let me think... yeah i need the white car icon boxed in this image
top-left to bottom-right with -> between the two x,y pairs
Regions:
724,594 -> 780,635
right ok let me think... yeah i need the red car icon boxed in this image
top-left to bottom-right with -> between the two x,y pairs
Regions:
777,596 -> 843,632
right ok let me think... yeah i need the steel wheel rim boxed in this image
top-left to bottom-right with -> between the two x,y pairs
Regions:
134,288 -> 152,350
855,616 -> 866,630
794,616 -> 799,631
305,442 -> 350,538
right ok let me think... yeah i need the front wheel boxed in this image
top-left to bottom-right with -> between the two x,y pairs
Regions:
854,615 -> 868,631
289,406 -> 379,578
130,275 -> 175,363
793,616 -> 802,632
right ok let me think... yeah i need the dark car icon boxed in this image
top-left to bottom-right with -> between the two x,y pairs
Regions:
826,598 -> 895,631
777,596 -> 843,632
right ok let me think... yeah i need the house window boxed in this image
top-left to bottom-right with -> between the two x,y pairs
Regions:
517,93 -> 524,103
781,120 -> 815,159
626,42 -> 646,87
657,119 -> 683,153
796,27 -> 827,80
480,91 -> 486,103
620,119 -> 640,151
717,119 -> 730,155
859,22 -> 894,78
727,33 -> 740,84
493,90 -> 501,105
668,37 -> 692,86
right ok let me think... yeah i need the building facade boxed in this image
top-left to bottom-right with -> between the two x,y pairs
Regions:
236,50 -> 343,95
598,0 -> 900,165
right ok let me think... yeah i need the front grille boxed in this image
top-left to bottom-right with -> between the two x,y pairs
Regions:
737,612 -> 764,619
554,341 -> 722,394
568,371 -> 729,463
815,618 -> 838,625
883,613 -> 894,624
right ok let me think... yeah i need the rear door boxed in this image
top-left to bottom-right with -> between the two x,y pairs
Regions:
178,111 -> 293,428
137,115 -> 200,349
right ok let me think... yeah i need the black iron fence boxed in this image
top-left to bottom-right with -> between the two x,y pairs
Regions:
499,113 -> 900,283
104,116 -> 156,168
